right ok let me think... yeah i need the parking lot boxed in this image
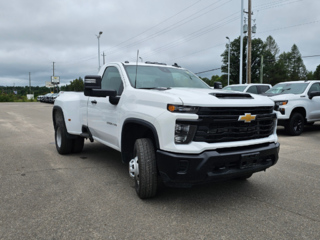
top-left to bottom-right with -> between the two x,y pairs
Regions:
1,102 -> 320,239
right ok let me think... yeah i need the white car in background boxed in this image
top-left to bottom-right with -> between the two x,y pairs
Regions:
223,83 -> 272,95
263,80 -> 320,136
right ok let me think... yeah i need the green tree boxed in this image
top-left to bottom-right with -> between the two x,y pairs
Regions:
65,78 -> 84,91
221,36 -> 269,84
313,64 -> 320,80
289,44 -> 307,80
221,36 -> 243,84
306,71 -> 314,80
265,35 -> 280,57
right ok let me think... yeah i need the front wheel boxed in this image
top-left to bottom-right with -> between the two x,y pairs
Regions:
55,122 -> 73,154
129,138 -> 157,199
285,112 -> 305,136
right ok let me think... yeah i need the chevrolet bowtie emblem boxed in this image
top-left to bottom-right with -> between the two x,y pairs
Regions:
238,113 -> 256,123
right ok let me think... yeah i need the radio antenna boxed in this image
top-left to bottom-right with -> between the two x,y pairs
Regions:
134,50 -> 139,88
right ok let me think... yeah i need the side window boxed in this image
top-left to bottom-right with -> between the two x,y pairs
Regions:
308,83 -> 320,94
258,86 -> 270,93
247,86 -> 258,94
101,67 -> 124,95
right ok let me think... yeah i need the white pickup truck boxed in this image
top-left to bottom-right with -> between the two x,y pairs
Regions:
53,61 -> 280,199
263,80 -> 320,136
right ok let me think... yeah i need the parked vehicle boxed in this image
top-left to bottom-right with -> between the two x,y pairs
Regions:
37,95 -> 44,101
263,80 -> 320,136
223,83 -> 272,94
49,93 -> 60,103
53,61 -> 280,198
40,93 -> 52,102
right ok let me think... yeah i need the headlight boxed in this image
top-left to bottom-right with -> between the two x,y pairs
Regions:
175,123 -> 197,144
167,104 -> 198,113
274,101 -> 288,111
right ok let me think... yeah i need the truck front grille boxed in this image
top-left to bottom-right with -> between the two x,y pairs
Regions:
193,107 -> 276,143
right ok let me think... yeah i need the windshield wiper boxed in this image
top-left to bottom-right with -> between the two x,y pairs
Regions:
137,87 -> 171,91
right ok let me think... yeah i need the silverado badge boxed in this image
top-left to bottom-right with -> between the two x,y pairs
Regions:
238,113 -> 256,123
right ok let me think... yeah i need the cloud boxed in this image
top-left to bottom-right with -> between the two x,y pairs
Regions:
1,0 -> 319,86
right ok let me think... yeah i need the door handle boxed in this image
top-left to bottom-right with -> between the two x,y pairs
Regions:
91,100 -> 97,104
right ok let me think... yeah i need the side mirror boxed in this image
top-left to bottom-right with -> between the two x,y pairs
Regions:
214,82 -> 222,89
84,75 -> 101,96
84,75 -> 117,98
309,91 -> 320,99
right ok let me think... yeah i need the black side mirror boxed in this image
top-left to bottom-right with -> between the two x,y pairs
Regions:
214,82 -> 222,89
309,91 -> 320,99
84,75 -> 102,96
84,75 -> 117,98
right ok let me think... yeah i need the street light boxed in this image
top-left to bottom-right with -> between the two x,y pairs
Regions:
139,57 -> 143,63
226,36 -> 231,86
96,31 -> 103,71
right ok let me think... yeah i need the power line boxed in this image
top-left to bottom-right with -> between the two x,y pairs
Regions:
103,0 -> 202,52
253,0 -> 302,12
101,0 -> 234,56
143,14 -> 240,58
173,43 -> 225,60
54,0 -> 231,66
302,55 -> 320,58
258,20 -> 320,34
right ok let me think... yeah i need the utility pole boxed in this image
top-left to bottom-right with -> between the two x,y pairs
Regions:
239,0 -> 244,84
260,55 -> 264,83
226,37 -> 231,86
247,0 -> 252,84
96,31 -> 103,71
29,72 -> 31,94
102,52 -> 106,65
53,62 -> 55,93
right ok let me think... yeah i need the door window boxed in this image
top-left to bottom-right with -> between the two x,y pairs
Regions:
101,67 -> 124,95
247,86 -> 258,94
308,83 -> 320,94
258,85 -> 270,93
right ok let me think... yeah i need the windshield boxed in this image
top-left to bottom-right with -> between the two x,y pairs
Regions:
266,83 -> 308,94
223,85 -> 247,92
124,65 -> 210,89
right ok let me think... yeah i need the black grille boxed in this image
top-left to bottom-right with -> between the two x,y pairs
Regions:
194,107 -> 276,143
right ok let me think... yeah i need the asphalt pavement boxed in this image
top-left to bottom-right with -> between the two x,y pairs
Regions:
0,102 -> 320,239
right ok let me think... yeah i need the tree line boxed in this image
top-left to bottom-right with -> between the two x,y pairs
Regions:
200,35 -> 320,87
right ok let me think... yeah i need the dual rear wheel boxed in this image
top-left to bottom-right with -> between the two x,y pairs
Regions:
55,122 -> 84,155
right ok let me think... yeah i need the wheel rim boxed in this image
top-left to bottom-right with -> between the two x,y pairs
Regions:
56,127 -> 62,148
129,156 -> 139,185
293,118 -> 303,132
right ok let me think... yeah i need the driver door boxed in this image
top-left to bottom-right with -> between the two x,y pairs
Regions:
88,66 -> 124,148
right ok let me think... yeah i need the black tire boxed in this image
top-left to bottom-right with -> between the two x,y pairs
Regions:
306,121 -> 314,126
236,173 -> 253,180
72,137 -> 84,153
55,122 -> 73,155
285,112 -> 305,136
133,138 -> 157,199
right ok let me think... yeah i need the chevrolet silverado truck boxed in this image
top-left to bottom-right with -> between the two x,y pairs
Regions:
263,80 -> 320,136
52,61 -> 280,199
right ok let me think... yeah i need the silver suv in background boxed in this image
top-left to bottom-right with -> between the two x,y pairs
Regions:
223,84 -> 272,94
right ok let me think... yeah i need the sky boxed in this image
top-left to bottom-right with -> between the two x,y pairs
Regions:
0,0 -> 319,87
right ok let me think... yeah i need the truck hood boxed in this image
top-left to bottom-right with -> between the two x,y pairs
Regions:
267,93 -> 300,101
158,88 -> 274,107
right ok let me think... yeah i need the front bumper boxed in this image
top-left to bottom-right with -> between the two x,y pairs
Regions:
156,142 -> 280,187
